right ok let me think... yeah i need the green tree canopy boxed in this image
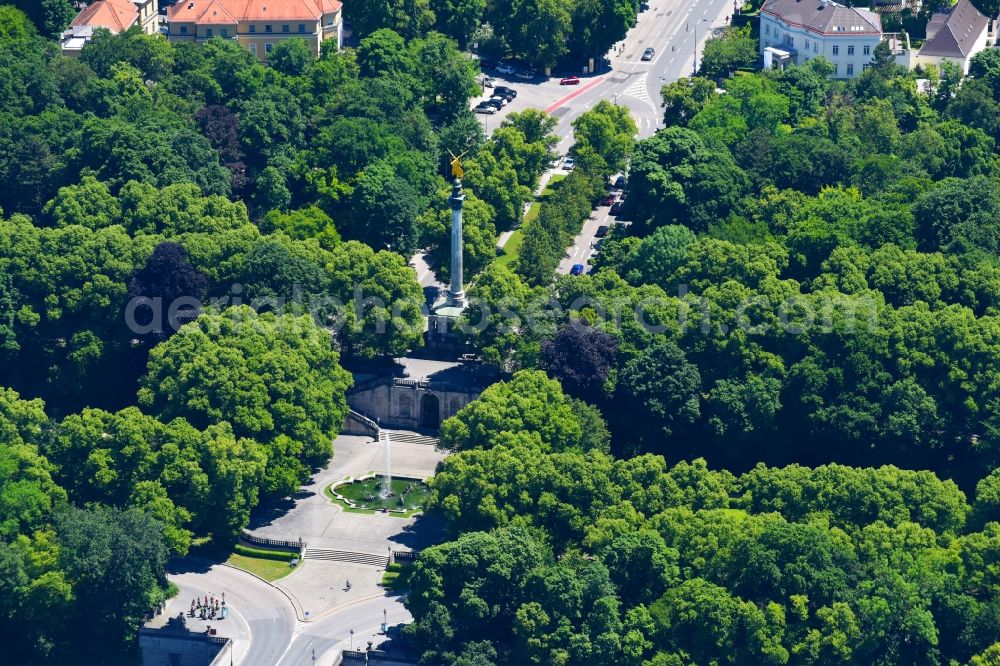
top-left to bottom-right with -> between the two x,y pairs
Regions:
138,306 -> 351,495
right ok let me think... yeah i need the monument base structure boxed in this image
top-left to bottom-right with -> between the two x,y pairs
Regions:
424,174 -> 471,356
425,302 -> 470,357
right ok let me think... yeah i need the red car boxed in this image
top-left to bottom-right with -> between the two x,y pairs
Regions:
560,76 -> 581,85
599,194 -> 617,206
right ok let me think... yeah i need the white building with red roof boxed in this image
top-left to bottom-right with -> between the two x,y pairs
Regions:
761,0 -> 884,78
61,0 -> 160,56
166,0 -> 343,62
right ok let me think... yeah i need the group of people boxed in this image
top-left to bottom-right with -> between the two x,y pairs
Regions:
190,594 -> 225,621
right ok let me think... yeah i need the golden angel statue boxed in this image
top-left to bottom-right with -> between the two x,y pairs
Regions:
448,149 -> 468,179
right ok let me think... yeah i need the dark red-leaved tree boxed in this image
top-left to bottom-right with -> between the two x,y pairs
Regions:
128,242 -> 208,341
540,323 -> 618,401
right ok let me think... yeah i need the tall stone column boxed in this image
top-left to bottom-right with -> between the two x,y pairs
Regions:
448,178 -> 466,307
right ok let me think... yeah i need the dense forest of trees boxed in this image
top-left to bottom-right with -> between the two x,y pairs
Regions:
347,0 -> 640,68
424,40 -> 1000,666
7,1 -> 1000,664
0,5 -> 544,661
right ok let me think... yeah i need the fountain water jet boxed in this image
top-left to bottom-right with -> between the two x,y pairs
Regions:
380,430 -> 393,499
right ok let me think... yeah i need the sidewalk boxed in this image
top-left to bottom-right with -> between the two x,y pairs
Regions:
274,560 -> 386,622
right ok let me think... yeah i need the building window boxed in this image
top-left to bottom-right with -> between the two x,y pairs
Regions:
834,64 -> 839,75
863,62 -> 870,70
847,45 -> 855,55
814,42 -> 818,53
805,39 -> 810,50
265,24 -> 272,32
832,45 -> 839,55
250,43 -> 257,56
206,28 -> 213,37
221,28 -> 228,37
765,25 -> 770,35
180,25 -> 187,34
249,24 -> 256,33
327,15 -> 335,26
847,63 -> 854,75
265,42 -> 273,53
282,24 -> 289,33
298,23 -> 305,33
863,45 -> 871,55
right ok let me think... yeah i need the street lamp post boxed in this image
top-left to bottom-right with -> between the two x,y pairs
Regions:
688,18 -> 716,77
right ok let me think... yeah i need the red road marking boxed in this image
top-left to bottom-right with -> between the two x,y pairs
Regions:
545,77 -> 606,114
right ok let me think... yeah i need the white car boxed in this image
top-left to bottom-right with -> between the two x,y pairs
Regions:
473,104 -> 497,114
563,157 -> 576,170
496,63 -> 516,74
515,69 -> 537,79
490,95 -> 508,107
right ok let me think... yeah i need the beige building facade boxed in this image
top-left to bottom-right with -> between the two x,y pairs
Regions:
166,0 -> 342,62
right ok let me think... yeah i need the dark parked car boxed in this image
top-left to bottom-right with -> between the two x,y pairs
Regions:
613,175 -> 627,189
595,225 -> 610,238
570,264 -> 586,275
483,98 -> 504,110
493,86 -> 517,101
610,200 -> 623,216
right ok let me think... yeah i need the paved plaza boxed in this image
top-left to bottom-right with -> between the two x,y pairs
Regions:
247,434 -> 449,554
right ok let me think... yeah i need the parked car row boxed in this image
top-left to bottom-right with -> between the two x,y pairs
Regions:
473,85 -> 519,114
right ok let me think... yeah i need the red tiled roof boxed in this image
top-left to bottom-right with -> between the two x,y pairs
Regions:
168,0 -> 341,22
71,0 -> 139,32
195,0 -> 238,24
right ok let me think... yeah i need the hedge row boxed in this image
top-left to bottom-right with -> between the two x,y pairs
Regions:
233,544 -> 297,561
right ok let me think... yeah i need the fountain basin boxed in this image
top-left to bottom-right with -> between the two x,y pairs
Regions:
328,474 -> 431,513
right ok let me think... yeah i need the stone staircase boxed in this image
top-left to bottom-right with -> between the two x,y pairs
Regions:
301,548 -> 389,567
382,429 -> 440,447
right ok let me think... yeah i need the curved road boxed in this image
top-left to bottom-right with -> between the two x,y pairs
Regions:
279,595 -> 412,666
167,561 -> 410,666
169,563 -> 297,666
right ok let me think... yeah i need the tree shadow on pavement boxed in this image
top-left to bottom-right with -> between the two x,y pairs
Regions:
388,512 -> 447,550
247,488 -> 313,530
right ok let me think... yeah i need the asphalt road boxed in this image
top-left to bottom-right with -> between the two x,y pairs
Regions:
551,0 -> 736,275
167,561 -> 410,666
469,0 -> 735,278
169,562 -> 297,666
281,595 -> 412,666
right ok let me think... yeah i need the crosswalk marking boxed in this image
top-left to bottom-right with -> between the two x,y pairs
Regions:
623,75 -> 653,106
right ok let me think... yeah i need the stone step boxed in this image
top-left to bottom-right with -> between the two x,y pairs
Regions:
382,430 -> 440,447
302,548 -> 389,567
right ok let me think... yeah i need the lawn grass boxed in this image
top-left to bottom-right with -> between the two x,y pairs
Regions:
540,173 -> 566,198
496,227 -> 525,267
381,562 -> 413,591
226,552 -> 295,582
495,173 -> 566,267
